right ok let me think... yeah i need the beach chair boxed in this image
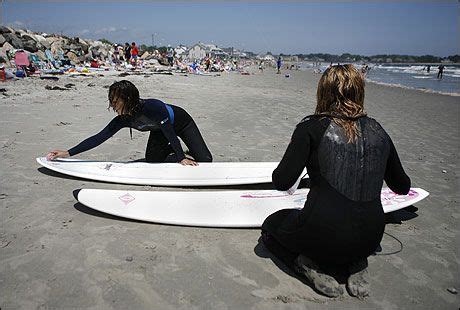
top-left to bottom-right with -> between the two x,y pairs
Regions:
14,50 -> 30,76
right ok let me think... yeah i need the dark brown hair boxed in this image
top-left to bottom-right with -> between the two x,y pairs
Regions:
316,64 -> 366,143
108,80 -> 141,116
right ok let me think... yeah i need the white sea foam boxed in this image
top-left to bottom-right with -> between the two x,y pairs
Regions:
366,78 -> 460,97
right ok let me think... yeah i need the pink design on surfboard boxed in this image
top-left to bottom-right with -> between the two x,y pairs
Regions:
119,193 -> 135,205
241,192 -> 304,199
380,189 -> 419,206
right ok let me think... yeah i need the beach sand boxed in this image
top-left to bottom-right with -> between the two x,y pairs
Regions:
1,68 -> 458,309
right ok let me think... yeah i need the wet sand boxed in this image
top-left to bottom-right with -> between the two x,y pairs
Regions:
1,67 -> 458,309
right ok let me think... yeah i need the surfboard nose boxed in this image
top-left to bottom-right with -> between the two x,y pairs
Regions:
73,189 -> 81,201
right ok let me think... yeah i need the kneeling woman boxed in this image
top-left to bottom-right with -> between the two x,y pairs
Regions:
47,80 -> 212,165
262,65 -> 410,298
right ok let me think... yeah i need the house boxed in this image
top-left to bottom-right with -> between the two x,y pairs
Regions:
209,46 -> 226,58
222,47 -> 234,56
187,42 -> 228,60
174,45 -> 188,59
187,43 -> 207,61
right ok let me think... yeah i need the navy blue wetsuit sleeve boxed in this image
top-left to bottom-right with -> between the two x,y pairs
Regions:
144,102 -> 185,161
272,124 -> 310,191
384,139 -> 411,194
67,116 -> 126,156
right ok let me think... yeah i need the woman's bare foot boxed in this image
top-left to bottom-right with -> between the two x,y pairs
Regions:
347,258 -> 370,299
294,255 -> 343,298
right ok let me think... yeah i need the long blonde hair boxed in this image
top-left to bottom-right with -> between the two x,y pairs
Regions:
316,64 -> 366,143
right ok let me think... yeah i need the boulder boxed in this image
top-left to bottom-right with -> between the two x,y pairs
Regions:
50,40 -> 65,57
34,34 -> 50,49
45,36 -> 61,46
3,33 -> 24,49
1,42 -> 15,64
66,51 -> 79,64
0,34 -> 5,46
0,26 -> 12,34
35,50 -> 47,62
21,34 -> 36,42
22,40 -> 38,53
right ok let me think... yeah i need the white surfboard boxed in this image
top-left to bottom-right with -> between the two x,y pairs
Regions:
37,157 -> 306,186
77,187 -> 429,228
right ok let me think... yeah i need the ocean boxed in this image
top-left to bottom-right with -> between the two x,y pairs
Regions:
300,63 -> 460,96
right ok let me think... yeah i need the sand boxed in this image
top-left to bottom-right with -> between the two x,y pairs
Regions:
0,67 -> 459,309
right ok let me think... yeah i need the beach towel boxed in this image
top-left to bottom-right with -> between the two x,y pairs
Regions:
45,50 -> 58,68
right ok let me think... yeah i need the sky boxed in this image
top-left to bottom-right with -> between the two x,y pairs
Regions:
1,1 -> 459,56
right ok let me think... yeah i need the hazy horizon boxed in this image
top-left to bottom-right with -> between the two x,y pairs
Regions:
2,1 -> 459,57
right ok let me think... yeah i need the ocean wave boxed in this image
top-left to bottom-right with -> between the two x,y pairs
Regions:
365,78 -> 460,97
412,76 -> 431,79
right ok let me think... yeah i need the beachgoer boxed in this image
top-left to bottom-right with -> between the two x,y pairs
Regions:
261,64 -> 411,298
131,42 -> 139,67
205,57 -> 212,72
277,57 -> 282,74
437,65 -> 445,79
113,44 -> 120,64
426,65 -> 431,73
124,43 -> 131,64
167,46 -> 174,67
47,80 -> 212,165
259,60 -> 264,72
361,64 -> 370,77
90,59 -> 99,68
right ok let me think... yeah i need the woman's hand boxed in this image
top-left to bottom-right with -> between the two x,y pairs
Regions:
47,150 -> 70,161
180,158 -> 198,166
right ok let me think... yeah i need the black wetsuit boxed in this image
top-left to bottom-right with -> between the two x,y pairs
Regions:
262,115 -> 410,268
68,99 -> 212,162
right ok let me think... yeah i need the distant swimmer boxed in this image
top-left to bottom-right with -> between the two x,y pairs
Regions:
427,65 -> 431,73
437,65 -> 445,79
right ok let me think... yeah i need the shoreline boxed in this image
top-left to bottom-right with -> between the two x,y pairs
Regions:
365,78 -> 460,97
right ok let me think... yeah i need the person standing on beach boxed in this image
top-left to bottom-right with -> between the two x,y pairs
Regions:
276,56 -> 282,74
47,80 -> 212,165
261,64 -> 411,298
167,45 -> 174,67
437,65 -> 445,79
124,43 -> 131,64
259,60 -> 264,72
130,42 -> 139,67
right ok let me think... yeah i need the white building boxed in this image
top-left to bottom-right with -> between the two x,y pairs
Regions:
187,42 -> 228,61
187,43 -> 207,61
174,45 -> 188,59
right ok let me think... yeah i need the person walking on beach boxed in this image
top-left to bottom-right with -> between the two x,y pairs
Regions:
124,43 -> 131,64
261,64 -> 411,298
47,80 -> 212,165
276,56 -> 282,74
437,65 -> 445,79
